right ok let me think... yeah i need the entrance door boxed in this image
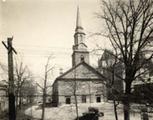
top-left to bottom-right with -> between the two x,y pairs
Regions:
0,103 -> 1,112
96,96 -> 101,103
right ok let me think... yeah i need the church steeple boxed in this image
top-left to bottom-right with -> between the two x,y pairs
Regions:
75,6 -> 84,33
73,6 -> 87,51
72,6 -> 89,66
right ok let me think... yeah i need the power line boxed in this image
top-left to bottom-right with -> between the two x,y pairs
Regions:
0,50 -> 103,57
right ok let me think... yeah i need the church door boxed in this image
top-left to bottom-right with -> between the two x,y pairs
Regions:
96,96 -> 101,103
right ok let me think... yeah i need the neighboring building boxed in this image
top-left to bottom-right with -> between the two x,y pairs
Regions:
52,7 -> 106,106
133,83 -> 153,104
98,49 -> 153,103
98,49 -> 124,100
132,55 -> 153,86
0,65 -> 8,112
0,82 -> 8,112
132,58 -> 153,103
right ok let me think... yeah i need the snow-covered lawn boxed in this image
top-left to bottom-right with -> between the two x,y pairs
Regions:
25,102 -> 152,120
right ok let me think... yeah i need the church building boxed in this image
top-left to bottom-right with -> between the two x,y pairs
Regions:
52,7 -> 106,106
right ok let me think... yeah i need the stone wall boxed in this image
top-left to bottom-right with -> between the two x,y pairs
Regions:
56,79 -> 105,105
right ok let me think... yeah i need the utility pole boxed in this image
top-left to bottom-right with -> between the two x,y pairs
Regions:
2,37 -> 17,120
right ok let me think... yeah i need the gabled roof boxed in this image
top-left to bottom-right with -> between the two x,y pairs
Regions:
56,61 -> 105,81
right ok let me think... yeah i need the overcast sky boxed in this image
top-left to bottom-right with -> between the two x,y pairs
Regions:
0,0 -> 109,84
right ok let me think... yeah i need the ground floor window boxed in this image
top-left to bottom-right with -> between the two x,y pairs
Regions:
96,95 -> 101,103
0,103 -> 1,111
65,96 -> 71,104
82,95 -> 86,103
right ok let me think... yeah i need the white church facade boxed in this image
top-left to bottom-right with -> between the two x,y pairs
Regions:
52,7 -> 106,106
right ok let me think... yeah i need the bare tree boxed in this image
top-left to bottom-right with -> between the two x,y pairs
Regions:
37,56 -> 54,120
14,61 -> 32,110
99,49 -> 122,120
0,61 -> 36,116
65,70 -> 79,120
98,0 -> 153,120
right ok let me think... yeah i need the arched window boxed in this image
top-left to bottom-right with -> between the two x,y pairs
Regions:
80,55 -> 84,61
80,34 -> 83,43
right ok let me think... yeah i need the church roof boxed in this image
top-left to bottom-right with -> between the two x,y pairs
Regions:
56,61 -> 106,81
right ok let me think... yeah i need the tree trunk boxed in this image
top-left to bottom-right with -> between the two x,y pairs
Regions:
41,101 -> 45,120
15,94 -> 18,115
19,96 -> 22,109
113,100 -> 118,120
42,75 -> 47,120
19,90 -> 22,110
123,100 -> 130,120
123,81 -> 132,120
74,93 -> 79,120
15,94 -> 18,109
41,90 -> 46,120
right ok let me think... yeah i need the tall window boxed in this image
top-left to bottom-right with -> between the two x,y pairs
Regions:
82,95 -> 86,103
80,35 -> 84,43
96,95 -> 101,103
65,96 -> 71,104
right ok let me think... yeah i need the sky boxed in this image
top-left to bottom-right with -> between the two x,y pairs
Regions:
0,0 -> 109,84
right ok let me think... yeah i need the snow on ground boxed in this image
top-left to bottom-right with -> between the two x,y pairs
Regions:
25,102 -> 151,120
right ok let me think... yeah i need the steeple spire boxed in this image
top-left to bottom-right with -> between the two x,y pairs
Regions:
76,6 -> 82,29
75,6 -> 84,33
